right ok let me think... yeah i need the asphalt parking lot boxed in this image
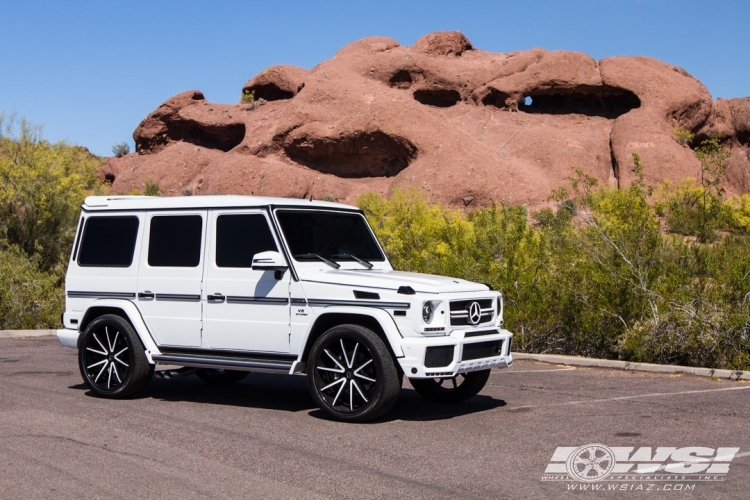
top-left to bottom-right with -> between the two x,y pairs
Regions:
1,337 -> 748,499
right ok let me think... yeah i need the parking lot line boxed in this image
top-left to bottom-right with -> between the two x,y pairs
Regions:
511,384 -> 750,410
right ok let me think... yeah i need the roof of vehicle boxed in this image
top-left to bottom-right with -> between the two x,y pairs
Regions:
82,195 -> 359,212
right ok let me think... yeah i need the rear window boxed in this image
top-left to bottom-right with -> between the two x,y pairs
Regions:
148,215 -> 203,267
78,216 -> 140,267
216,214 -> 278,268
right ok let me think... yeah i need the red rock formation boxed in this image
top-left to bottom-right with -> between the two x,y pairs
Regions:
103,32 -> 750,208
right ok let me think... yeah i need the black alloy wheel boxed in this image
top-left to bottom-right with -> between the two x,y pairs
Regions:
410,369 -> 491,403
308,325 -> 400,422
78,314 -> 153,398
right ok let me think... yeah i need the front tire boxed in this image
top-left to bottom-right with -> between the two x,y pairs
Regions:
195,369 -> 248,385
78,314 -> 153,398
308,325 -> 400,422
410,370 -> 491,403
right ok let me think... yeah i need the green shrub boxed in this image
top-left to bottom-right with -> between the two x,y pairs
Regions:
240,89 -> 256,104
111,141 -> 130,157
0,245 -> 63,329
0,113 -> 104,272
143,179 -> 162,196
672,125 -> 694,146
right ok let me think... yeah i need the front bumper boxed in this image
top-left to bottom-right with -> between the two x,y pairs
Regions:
397,328 -> 513,378
56,328 -> 80,348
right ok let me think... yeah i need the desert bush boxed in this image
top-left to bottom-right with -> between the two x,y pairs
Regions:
143,179 -> 162,196
0,245 -> 64,329
0,113 -> 104,271
240,89 -> 256,104
111,141 -> 130,157
672,125 -> 694,145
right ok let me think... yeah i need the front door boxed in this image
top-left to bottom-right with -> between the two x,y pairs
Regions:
137,211 -> 207,347
202,210 -> 290,353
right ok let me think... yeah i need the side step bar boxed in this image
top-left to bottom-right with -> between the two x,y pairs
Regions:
151,352 -> 295,374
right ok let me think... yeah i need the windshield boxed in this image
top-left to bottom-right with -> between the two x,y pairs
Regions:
275,210 -> 385,262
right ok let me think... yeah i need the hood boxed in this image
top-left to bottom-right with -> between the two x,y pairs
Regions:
299,269 -> 490,294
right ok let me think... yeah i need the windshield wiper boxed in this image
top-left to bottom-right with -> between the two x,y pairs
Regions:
294,253 -> 340,269
331,253 -> 373,269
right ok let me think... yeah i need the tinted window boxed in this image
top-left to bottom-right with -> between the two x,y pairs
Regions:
216,214 -> 278,268
78,216 -> 139,267
148,215 -> 203,267
276,210 -> 384,261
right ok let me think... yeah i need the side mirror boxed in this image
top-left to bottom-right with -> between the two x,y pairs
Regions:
251,251 -> 289,271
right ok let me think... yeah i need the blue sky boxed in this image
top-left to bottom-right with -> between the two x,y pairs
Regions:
1,0 -> 747,157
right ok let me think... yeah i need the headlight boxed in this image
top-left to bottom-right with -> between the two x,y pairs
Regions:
422,301 -> 434,323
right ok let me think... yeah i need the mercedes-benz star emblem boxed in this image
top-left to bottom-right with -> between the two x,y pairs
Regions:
467,302 -> 482,325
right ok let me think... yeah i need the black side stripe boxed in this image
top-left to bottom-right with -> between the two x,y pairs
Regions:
307,299 -> 410,309
155,294 -> 201,302
290,298 -> 308,305
225,296 -> 289,305
67,291 -> 136,299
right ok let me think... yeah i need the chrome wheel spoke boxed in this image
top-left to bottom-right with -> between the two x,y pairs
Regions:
317,365 -> 344,374
353,358 -> 374,382
324,349 -> 345,371
331,378 -> 347,407
86,346 -> 107,356
107,363 -> 114,388
349,342 -> 359,369
340,339 -> 351,368
321,377 -> 346,392
354,372 -> 375,383
349,380 -> 354,410
112,363 -> 122,384
86,359 -> 107,370
93,334 -> 108,354
352,379 -> 368,403
95,361 -> 108,382
105,327 -> 114,352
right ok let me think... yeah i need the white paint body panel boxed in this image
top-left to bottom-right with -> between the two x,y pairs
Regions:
202,210 -> 290,353
136,210 -> 206,347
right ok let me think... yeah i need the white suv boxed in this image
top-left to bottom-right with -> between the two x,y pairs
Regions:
57,195 -> 513,422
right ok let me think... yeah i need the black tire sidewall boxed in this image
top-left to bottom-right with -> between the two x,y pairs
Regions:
308,325 -> 399,422
78,314 -> 150,398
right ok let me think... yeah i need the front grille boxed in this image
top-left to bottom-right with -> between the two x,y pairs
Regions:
449,298 -> 494,326
462,340 -> 504,361
465,329 -> 499,338
425,346 -> 455,368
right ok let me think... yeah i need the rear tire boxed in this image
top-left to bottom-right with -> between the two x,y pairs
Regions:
78,314 -> 153,398
195,369 -> 248,385
410,369 -> 490,403
308,324 -> 400,422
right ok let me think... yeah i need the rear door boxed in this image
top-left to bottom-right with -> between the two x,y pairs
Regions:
137,211 -> 207,347
202,210 -> 290,353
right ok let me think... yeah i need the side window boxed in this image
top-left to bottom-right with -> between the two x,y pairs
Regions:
78,216 -> 140,267
148,215 -> 203,267
216,214 -> 278,268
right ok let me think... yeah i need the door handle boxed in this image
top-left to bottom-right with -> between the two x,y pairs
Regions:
207,293 -> 225,302
138,291 -> 155,299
